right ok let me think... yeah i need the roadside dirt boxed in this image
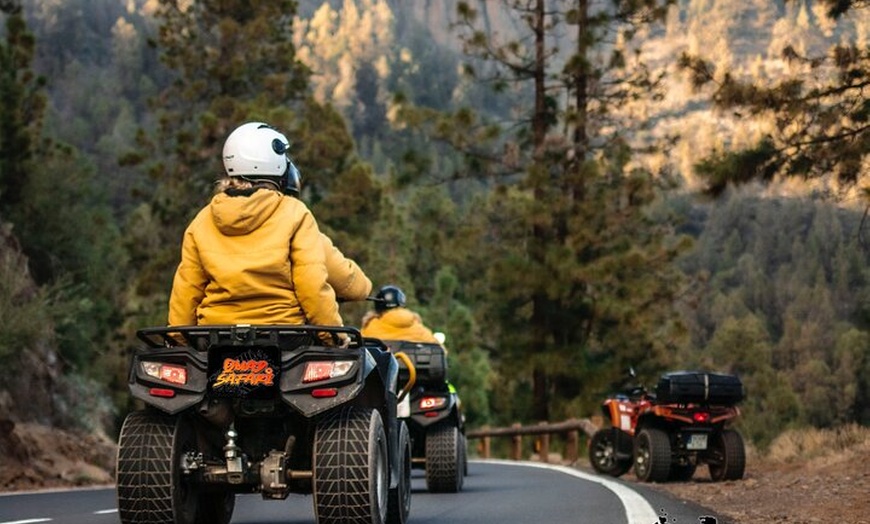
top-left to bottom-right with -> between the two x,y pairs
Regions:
0,420 -> 116,491
634,437 -> 870,524
2,418 -> 869,524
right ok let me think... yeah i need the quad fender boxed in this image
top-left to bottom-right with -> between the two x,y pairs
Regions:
409,393 -> 461,429
128,346 -> 209,415
280,346 -> 377,417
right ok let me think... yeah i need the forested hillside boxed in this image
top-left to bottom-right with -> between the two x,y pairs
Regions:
0,0 -> 866,449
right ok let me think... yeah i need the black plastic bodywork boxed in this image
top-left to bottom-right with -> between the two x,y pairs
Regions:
127,324 -> 402,491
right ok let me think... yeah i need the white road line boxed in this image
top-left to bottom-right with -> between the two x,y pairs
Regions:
480,459 -> 658,524
93,509 -> 117,515
0,518 -> 53,524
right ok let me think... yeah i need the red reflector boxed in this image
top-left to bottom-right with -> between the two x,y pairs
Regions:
424,411 -> 439,418
311,388 -> 338,398
693,412 -> 710,423
149,388 -> 176,398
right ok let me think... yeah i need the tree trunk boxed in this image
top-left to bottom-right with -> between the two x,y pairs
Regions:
530,0 -> 550,422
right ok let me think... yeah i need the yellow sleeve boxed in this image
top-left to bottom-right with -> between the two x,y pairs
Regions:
167,226 -> 208,326
322,233 -> 373,301
291,210 -> 342,327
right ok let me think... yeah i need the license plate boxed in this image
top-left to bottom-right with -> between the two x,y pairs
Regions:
397,395 -> 411,418
209,347 -> 280,398
686,433 -> 708,450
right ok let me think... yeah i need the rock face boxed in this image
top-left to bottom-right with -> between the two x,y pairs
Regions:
0,220 -> 62,426
0,221 -> 117,491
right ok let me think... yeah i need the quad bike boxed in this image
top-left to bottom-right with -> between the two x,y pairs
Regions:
589,369 -> 746,483
116,324 -> 416,524
380,339 -> 467,493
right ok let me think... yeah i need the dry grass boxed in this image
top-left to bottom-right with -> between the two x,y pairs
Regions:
765,423 -> 870,463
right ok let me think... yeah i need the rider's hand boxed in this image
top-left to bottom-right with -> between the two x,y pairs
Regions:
318,331 -> 351,348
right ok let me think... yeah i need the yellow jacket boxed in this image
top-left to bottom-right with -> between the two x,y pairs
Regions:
168,188 -> 342,327
361,308 -> 439,344
322,233 -> 372,301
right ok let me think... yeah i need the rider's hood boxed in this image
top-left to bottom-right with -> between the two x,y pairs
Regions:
360,308 -> 441,345
209,188 -> 282,236
380,307 -> 421,328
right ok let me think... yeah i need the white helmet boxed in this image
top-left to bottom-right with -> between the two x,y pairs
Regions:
222,122 -> 290,179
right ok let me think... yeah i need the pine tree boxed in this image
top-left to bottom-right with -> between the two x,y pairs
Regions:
681,1 -> 868,199
395,0 -> 688,421
0,1 -> 126,428
0,0 -> 44,213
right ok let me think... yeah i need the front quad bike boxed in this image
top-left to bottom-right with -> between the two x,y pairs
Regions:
589,370 -> 746,484
381,340 -> 466,493
116,324 -> 415,524
588,383 -> 649,478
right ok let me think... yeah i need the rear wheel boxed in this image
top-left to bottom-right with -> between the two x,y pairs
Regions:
589,428 -> 633,477
707,429 -> 746,481
387,421 -> 412,524
634,428 -> 672,483
116,410 -> 234,524
314,406 -> 389,524
425,422 -> 462,493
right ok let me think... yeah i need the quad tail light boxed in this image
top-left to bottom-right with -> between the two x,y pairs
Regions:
693,411 -> 711,423
302,361 -> 354,383
142,362 -> 187,385
419,396 -> 447,411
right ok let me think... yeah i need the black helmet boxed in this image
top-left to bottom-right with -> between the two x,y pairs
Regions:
375,285 -> 406,313
267,132 -> 302,196
284,160 -> 302,196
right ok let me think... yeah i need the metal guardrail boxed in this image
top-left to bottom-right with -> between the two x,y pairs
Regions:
466,418 -> 598,463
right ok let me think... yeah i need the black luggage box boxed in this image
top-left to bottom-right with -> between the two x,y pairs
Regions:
655,371 -> 744,405
385,341 -> 447,385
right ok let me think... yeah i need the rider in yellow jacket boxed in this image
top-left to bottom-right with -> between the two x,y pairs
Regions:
361,285 -> 440,344
168,122 -> 342,328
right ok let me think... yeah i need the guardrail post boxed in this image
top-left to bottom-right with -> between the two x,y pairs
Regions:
538,422 -> 550,463
566,429 -> 579,463
511,423 -> 522,460
481,435 -> 491,459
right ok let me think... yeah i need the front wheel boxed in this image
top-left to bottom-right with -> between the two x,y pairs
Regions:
706,429 -> 746,481
387,421 -> 412,524
634,428 -> 671,483
314,406 -> 389,524
461,433 -> 469,477
116,410 -> 234,524
589,428 -> 633,477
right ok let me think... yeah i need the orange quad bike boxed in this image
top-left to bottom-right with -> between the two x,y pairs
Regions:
589,369 -> 746,483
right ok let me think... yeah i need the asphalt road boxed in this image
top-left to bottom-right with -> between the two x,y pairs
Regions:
0,461 -> 725,524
